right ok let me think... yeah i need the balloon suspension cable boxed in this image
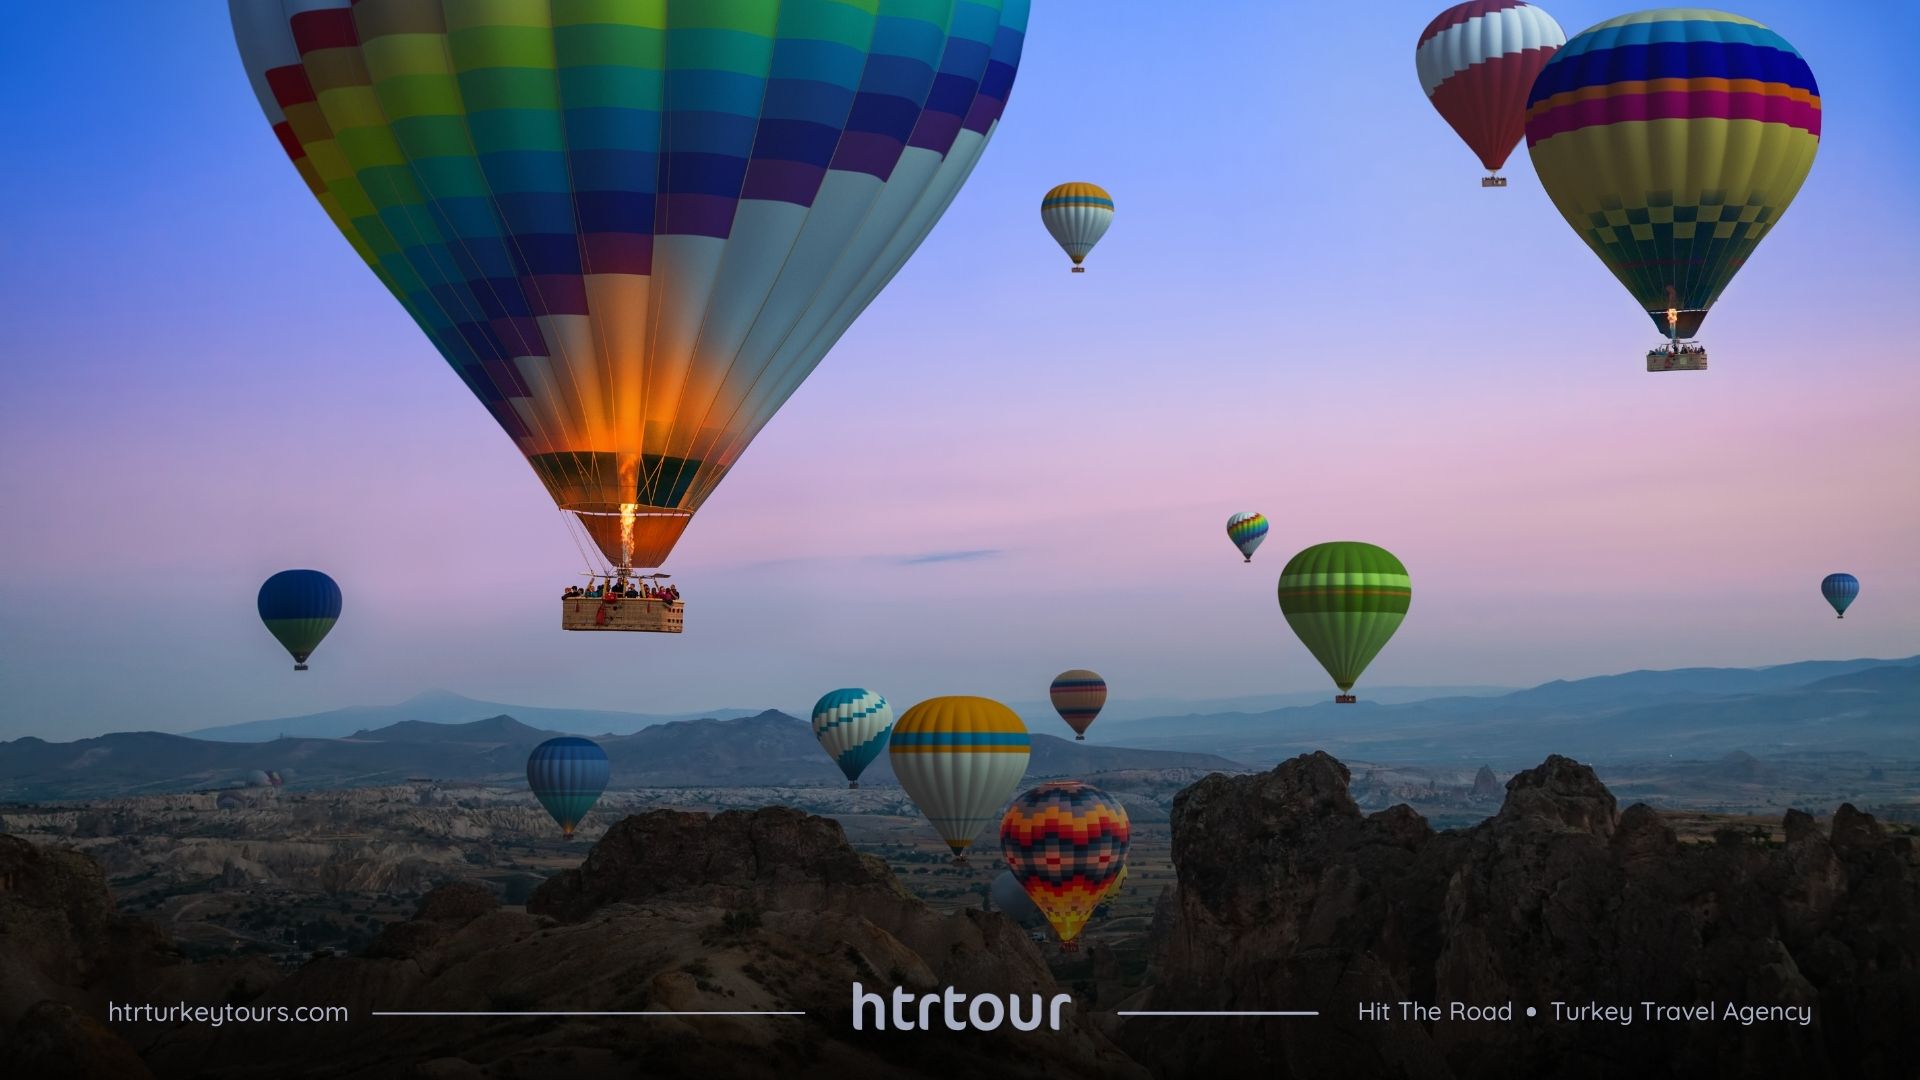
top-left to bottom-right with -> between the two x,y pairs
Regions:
560,510 -> 611,578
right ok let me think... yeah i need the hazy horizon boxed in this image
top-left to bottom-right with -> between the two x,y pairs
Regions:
4,2 -> 1917,739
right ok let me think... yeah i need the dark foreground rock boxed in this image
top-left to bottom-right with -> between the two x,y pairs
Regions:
139,807 -> 1142,1080
1124,752 -> 1920,1080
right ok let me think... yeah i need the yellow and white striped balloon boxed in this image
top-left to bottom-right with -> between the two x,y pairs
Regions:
1041,182 -> 1114,271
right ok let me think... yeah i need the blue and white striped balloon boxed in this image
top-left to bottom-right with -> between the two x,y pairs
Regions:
812,689 -> 895,789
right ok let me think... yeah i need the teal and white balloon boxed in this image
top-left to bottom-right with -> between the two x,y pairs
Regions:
812,688 -> 895,789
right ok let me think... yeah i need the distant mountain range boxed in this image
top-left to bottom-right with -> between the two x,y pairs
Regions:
0,710 -> 1242,802
185,690 -> 761,742
1098,655 -> 1920,765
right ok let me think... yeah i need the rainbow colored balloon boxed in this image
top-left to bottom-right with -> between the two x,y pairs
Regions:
231,0 -> 1028,569
1226,511 -> 1269,562
890,696 -> 1031,861
1524,9 -> 1820,344
1000,781 -> 1130,948
1048,669 -> 1107,740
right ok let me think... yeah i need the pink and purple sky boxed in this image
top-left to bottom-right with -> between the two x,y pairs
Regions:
2,2 -> 1916,739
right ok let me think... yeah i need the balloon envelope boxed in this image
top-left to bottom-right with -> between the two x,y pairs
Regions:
811,688 -> 894,787
1277,542 -> 1411,695
1048,670 -> 1107,739
1226,512 -> 1269,562
1040,182 -> 1113,269
1417,1 -> 1566,173
256,570 -> 341,669
889,696 -> 1030,858
1821,573 -> 1858,618
1000,780 -> 1130,945
526,736 -> 610,838
231,1 -> 1029,568
1524,9 -> 1820,339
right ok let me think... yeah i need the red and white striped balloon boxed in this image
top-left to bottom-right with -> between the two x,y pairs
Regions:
1416,2 -> 1566,176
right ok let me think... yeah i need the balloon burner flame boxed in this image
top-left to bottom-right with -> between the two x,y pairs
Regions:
619,503 -> 637,569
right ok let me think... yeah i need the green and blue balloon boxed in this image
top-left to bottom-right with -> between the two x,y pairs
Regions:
257,570 -> 341,671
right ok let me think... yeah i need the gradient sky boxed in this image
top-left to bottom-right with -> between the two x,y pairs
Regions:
3,2 -> 1917,740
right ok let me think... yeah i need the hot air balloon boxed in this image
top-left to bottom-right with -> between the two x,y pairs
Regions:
889,696 -> 1030,863
811,688 -> 894,789
1416,2 -> 1566,187
1041,183 -> 1113,272
1048,670 -> 1107,741
999,781 -> 1130,950
1277,542 -> 1411,704
230,1 -> 1030,608
1524,10 -> 1820,370
257,570 -> 341,671
526,736 -> 609,839
990,869 -> 1045,928
1821,573 -> 1858,619
1227,512 -> 1269,563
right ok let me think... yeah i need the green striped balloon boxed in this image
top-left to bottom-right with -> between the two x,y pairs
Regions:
1276,542 -> 1410,697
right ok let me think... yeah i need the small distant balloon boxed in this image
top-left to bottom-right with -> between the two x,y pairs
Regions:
1049,670 -> 1107,741
1041,183 -> 1113,272
526,737 -> 610,839
811,689 -> 894,789
256,570 -> 341,671
1226,512 -> 1269,562
1821,573 -> 1859,619
890,696 -> 1031,862
1000,781 -> 1131,949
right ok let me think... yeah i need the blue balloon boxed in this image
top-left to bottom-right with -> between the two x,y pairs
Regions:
811,688 -> 895,788
526,737 -> 610,838
256,569 -> 342,670
1821,573 -> 1859,619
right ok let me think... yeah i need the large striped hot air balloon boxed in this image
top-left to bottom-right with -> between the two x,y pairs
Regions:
890,696 -> 1030,862
1277,542 -> 1412,703
1040,182 -> 1113,271
1416,2 -> 1566,186
1000,781 -> 1130,949
811,688 -> 894,789
256,570 -> 341,671
1525,9 -> 1820,362
1048,670 -> 1107,740
230,1 -> 1029,572
1226,511 -> 1269,563
526,736 -> 610,839
1821,573 -> 1858,619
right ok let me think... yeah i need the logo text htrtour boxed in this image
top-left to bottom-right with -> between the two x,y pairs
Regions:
852,983 -> 1074,1032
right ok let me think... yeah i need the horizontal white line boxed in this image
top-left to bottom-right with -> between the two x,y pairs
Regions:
1117,1011 -> 1319,1017
369,1011 -> 805,1017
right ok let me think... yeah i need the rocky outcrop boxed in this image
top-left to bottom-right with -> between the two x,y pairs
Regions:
1470,765 -> 1501,801
1126,752 -> 1920,1080
0,833 -> 275,1062
147,808 -> 1144,1080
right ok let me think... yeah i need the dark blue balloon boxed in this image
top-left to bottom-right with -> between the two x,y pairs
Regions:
256,570 -> 342,670
1821,573 -> 1859,619
527,737 -> 610,838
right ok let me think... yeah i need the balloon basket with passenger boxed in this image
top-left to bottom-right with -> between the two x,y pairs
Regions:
556,508 -> 685,633
1481,175 -> 1508,188
1647,307 -> 1710,371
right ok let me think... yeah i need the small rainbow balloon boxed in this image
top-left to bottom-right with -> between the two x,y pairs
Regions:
1226,512 -> 1269,562
1048,670 -> 1107,740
